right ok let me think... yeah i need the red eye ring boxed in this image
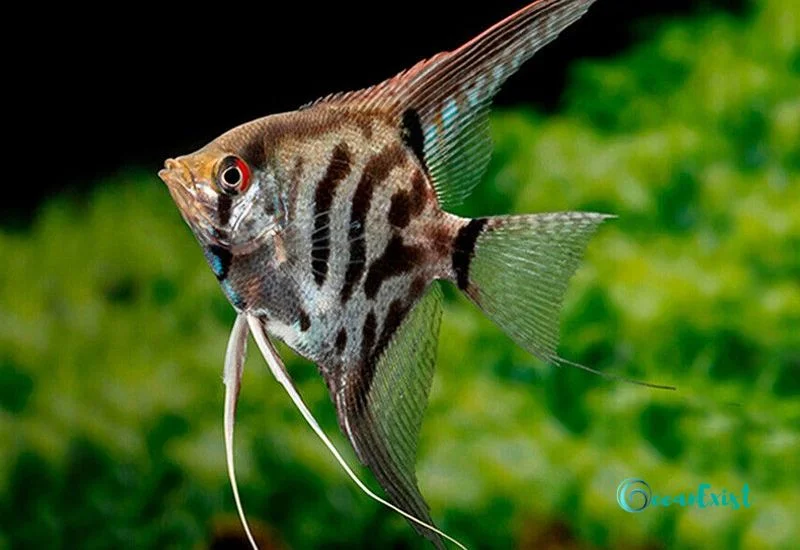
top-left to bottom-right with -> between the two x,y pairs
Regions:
217,156 -> 251,194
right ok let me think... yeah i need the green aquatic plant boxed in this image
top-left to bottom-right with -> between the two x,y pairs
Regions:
1,0 -> 797,548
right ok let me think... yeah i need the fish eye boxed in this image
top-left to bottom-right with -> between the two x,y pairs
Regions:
217,156 -> 251,194
222,165 -> 242,186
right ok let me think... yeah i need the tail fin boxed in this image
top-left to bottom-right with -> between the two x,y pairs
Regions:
454,212 -> 675,390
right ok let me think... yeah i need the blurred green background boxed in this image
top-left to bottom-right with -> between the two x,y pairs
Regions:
1,0 -> 798,548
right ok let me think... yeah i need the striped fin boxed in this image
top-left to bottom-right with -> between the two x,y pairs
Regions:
246,311 -> 466,549
332,283 -> 445,547
464,213 -> 611,363
307,0 -> 597,207
460,213 -> 677,390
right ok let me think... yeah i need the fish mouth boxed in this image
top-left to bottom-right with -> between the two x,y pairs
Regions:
159,160 -> 195,214
159,159 -> 220,242
159,158 -> 192,192
158,157 -> 275,251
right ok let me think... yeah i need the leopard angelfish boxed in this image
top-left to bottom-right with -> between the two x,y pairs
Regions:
159,1 -> 671,547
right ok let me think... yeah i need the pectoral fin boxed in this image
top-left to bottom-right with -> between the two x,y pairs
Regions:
223,314 -> 258,550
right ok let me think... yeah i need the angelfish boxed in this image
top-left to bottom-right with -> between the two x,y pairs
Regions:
159,1 -> 672,547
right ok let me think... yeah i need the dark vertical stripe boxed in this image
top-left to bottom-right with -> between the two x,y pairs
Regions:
452,218 -> 488,290
341,233 -> 366,304
409,170 -> 427,216
241,138 -> 267,167
357,293 -> 419,400
335,328 -> 348,355
312,143 -> 352,286
298,309 -> 311,332
401,109 -> 426,168
217,195 -> 233,226
364,236 -> 423,300
360,310 -> 378,374
375,299 -> 408,363
388,191 -> 412,228
355,307 -> 393,412
388,170 -> 429,229
206,245 -> 232,281
341,144 -> 407,303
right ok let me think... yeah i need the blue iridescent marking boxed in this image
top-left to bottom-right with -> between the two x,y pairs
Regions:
467,85 -> 481,108
424,123 -> 439,148
492,64 -> 505,84
221,279 -> 243,308
204,248 -> 225,278
442,98 -> 459,132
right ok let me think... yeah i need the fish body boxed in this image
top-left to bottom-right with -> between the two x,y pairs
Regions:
158,1 -> 631,547
207,109 -> 458,373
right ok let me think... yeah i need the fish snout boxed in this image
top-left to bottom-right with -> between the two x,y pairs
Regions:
158,158 -> 191,187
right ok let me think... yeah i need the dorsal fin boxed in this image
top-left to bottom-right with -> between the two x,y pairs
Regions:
305,0 -> 597,207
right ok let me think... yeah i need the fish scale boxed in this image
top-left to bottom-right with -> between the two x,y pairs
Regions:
156,3 -> 669,549
264,117 -> 450,371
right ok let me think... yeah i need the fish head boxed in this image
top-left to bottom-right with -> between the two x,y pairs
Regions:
159,142 -> 282,251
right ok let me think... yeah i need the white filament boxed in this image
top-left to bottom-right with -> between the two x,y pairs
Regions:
223,314 -> 259,550
246,314 -> 466,550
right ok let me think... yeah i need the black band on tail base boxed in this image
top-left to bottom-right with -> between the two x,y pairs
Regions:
452,218 -> 488,290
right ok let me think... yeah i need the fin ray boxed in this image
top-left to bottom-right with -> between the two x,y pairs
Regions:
465,212 -> 611,362
330,283 -> 447,547
246,313 -> 466,550
463,213 -> 676,390
307,1 -> 597,207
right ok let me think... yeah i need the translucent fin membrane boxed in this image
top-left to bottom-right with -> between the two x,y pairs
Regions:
465,212 -> 675,391
246,315 -> 467,550
308,1 -> 597,208
334,283 -> 445,547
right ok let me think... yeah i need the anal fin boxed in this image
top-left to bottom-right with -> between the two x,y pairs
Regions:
334,283 -> 445,547
247,309 -> 465,549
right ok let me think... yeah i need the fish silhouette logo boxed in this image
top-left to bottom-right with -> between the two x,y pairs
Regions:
617,478 -> 652,512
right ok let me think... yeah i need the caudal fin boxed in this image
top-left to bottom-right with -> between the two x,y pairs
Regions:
454,212 -> 675,390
